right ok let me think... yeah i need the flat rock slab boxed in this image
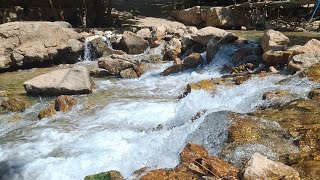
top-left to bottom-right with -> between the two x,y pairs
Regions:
23,66 -> 94,96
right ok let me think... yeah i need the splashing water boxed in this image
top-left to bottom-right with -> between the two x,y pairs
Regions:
0,46 -> 317,180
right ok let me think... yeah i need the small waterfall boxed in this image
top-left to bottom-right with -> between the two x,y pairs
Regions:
82,35 -> 113,62
83,38 -> 94,61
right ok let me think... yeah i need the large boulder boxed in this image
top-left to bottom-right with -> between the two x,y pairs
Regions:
288,39 -> 320,71
242,153 -> 300,180
261,29 -> 290,52
191,27 -> 229,46
23,66 -> 94,95
206,6 -> 249,28
119,31 -> 149,54
0,22 -> 83,70
171,6 -> 203,25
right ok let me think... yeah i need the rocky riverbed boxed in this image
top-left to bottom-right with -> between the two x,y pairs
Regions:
0,20 -> 319,180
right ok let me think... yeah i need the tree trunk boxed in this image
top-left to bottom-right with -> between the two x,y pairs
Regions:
106,0 -> 112,26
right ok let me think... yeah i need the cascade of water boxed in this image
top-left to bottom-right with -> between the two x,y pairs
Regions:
0,45 -> 317,180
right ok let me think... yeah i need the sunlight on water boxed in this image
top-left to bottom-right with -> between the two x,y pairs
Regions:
0,45 -> 317,180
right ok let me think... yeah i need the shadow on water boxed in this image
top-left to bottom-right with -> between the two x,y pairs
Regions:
0,159 -> 27,180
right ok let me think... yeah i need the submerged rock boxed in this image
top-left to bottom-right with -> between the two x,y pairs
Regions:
0,21 -> 83,70
23,66 -> 94,96
261,29 -> 290,52
38,95 -> 76,119
84,170 -> 124,180
120,31 -> 149,54
242,153 -> 299,180
1,96 -> 30,112
38,103 -> 57,119
55,95 -> 76,112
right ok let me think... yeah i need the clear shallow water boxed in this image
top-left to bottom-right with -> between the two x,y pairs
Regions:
0,46 -> 316,180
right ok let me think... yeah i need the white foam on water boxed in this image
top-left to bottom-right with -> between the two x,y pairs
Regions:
0,46 -> 318,180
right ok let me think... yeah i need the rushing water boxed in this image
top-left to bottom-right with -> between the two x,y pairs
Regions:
0,45 -> 316,180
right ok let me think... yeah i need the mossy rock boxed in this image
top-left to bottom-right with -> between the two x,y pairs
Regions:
228,120 -> 260,143
252,99 -> 320,152
84,170 -> 123,180
0,96 -> 30,112
298,64 -> 320,82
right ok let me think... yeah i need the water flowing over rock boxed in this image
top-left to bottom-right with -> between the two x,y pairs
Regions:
261,29 -> 290,52
288,39 -> 320,71
191,27 -> 229,46
85,36 -> 125,59
0,22 -> 83,70
206,33 -> 239,62
23,66 -> 94,95
242,153 -> 300,180
120,31 -> 149,54
231,45 -> 263,66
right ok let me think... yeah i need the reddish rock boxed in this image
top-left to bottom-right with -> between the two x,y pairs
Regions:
54,95 -> 76,113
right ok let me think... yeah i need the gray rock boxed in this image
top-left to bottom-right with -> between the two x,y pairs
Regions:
98,57 -> 134,76
120,31 -> 149,54
23,66 -> 94,95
